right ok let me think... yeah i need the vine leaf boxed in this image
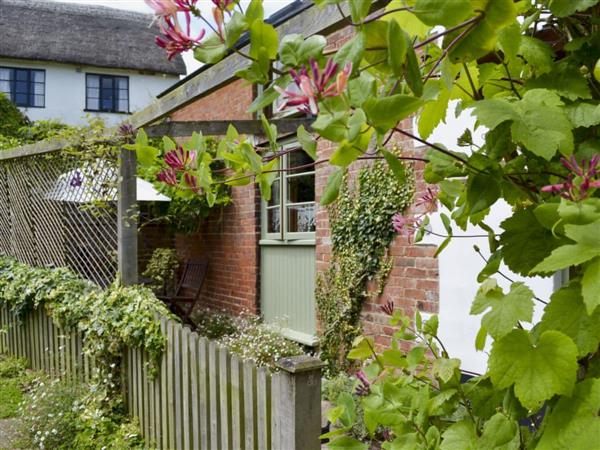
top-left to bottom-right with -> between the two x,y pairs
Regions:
440,420 -> 478,450
432,358 -> 460,383
296,125 -> 317,161
471,280 -> 534,340
548,0 -> 600,17
581,257 -> 600,314
538,282 -> 600,357
535,378 -> 600,449
327,436 -> 368,450
413,0 -> 473,27
363,95 -> 423,132
321,168 -> 344,205
489,329 -> 578,411
479,413 -> 520,450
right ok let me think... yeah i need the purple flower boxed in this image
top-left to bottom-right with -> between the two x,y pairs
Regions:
156,167 -> 177,186
380,300 -> 395,316
155,12 -> 205,60
184,172 -> 201,194
70,171 -> 83,187
416,187 -> 438,213
541,155 -> 600,201
164,146 -> 196,171
355,370 -> 371,396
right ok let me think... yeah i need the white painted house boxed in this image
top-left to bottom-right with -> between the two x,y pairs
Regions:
0,0 -> 186,126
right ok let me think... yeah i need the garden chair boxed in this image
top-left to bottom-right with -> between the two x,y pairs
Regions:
157,259 -> 208,327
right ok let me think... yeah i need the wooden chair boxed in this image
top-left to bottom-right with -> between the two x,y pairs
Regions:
157,259 -> 208,327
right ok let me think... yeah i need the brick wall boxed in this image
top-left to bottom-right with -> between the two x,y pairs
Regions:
165,22 -> 439,346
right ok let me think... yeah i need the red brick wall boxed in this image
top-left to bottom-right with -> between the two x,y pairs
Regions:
165,23 -> 439,344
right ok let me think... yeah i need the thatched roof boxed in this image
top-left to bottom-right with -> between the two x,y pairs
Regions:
0,0 -> 186,76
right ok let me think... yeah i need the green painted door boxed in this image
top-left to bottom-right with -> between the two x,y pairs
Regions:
260,144 -> 317,345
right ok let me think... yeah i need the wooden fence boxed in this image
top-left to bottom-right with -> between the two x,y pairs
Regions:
0,305 -> 324,450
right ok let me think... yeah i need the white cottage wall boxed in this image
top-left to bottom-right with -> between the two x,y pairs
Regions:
0,58 -> 179,126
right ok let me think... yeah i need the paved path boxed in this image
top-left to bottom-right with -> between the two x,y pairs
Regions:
0,418 -> 22,449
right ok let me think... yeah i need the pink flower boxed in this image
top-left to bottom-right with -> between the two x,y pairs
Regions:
541,155 -> 600,201
164,146 -> 196,170
155,12 -> 205,60
184,172 -> 201,194
416,187 -> 438,213
392,213 -> 420,235
157,167 -> 178,186
275,59 -> 353,115
380,300 -> 395,316
145,0 -> 198,17
355,371 -> 371,396
211,0 -> 235,9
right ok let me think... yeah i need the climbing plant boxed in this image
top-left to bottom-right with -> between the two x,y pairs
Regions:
317,158 -> 413,375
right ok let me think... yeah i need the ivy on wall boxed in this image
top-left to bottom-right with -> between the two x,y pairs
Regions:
317,154 -> 414,375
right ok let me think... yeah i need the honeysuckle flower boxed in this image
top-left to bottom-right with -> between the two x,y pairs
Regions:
213,6 -> 225,39
164,146 -> 196,170
275,59 -> 353,115
380,300 -> 395,316
184,172 -> 201,193
211,0 -> 235,10
156,12 -> 205,60
355,370 -> 371,396
392,213 -> 420,235
416,187 -> 438,213
541,155 -> 600,201
145,0 -> 198,17
70,171 -> 83,187
117,122 -> 135,137
156,167 -> 178,185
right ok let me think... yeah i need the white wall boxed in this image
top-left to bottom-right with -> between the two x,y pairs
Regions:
415,103 -> 555,374
0,58 -> 179,126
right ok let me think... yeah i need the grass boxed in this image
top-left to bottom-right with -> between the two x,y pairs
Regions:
0,354 -> 28,419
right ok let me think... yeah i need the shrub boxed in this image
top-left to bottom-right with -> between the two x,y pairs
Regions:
0,92 -> 29,138
191,307 -> 237,339
322,373 -> 369,442
0,354 -> 27,379
220,315 -> 304,369
142,247 -> 179,295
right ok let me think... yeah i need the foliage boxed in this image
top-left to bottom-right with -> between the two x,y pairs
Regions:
142,247 -> 179,295
317,159 -> 413,375
191,307 -> 238,340
0,355 -> 29,420
323,373 -> 369,442
220,314 -> 304,369
19,376 -> 144,450
0,92 -> 29,139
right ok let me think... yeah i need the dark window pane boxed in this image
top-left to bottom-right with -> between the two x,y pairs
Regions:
32,71 -> 44,82
15,81 -> 28,94
87,75 -> 100,88
288,149 -> 314,173
15,93 -> 28,106
101,97 -> 113,111
287,174 -> 315,203
101,77 -> 113,89
267,207 -> 281,233
268,178 -> 280,206
15,70 -> 28,81
287,204 -> 316,232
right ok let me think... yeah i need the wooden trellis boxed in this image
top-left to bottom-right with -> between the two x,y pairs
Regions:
0,144 -> 120,287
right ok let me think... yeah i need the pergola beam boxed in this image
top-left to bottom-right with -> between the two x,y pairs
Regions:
144,118 -> 313,138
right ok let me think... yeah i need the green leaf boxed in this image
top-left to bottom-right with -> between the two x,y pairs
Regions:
477,250 -> 501,282
535,378 -> 600,449
488,329 -> 578,410
384,2 -> 430,38
548,0 -> 600,17
321,168 -> 344,205
404,37 -> 424,97
363,95 -> 423,131
247,75 -> 291,113
225,12 -> 248,47
466,173 -> 501,215
539,282 -> 600,357
471,281 -> 534,340
413,0 -> 473,27
479,413 -> 519,450
333,33 -> 365,69
328,436 -> 368,450
518,36 -> 554,75
387,20 -> 407,77
194,34 -> 227,64
347,72 -> 376,108
245,0 -> 263,22
136,145 -> 159,167
526,65 -> 591,101
330,141 -> 362,167
432,358 -> 460,383
582,257 -> 600,314
565,102 -> 600,128
298,35 -> 327,63
440,421 -> 478,450
418,85 -> 450,139
381,149 -> 405,183
349,0 -> 371,23
249,21 -> 278,60
297,125 -> 317,161
162,136 -> 176,151
423,148 -> 467,183
472,99 -> 519,130
500,207 -> 565,276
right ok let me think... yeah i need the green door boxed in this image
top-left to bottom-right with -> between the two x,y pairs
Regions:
260,145 -> 317,345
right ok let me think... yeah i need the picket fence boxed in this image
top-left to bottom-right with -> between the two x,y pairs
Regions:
0,305 -> 324,450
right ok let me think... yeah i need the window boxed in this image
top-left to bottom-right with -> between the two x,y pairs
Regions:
0,67 -> 45,108
86,74 -> 129,113
264,144 -> 316,240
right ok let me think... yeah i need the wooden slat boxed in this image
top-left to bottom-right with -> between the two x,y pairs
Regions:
142,351 -> 151,443
257,367 -> 271,450
70,330 -> 77,379
219,347 -> 231,450
189,332 -> 200,450
208,340 -> 220,450
167,320 -> 176,450
181,327 -> 191,450
160,317 -> 169,450
173,323 -> 183,450
244,363 -> 257,450
198,337 -> 209,450
230,355 -> 243,450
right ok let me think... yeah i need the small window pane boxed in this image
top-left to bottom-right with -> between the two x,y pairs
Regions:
34,83 -> 44,95
0,68 -> 11,81
0,80 -> 10,94
101,97 -> 113,111
87,75 -> 100,88
268,179 -> 280,206
32,71 -> 44,82
15,81 -> 28,94
33,95 -> 44,107
118,99 -> 128,112
15,70 -> 28,81
86,87 -> 99,98
116,77 -> 128,89
287,174 -> 315,203
87,98 -> 99,110
287,204 -> 316,233
288,149 -> 314,174
267,207 -> 281,233
15,93 -> 28,106
101,77 -> 113,89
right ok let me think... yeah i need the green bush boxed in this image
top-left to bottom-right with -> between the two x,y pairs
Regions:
322,373 -> 369,442
0,354 -> 27,379
0,92 -> 28,138
220,315 -> 304,369
142,247 -> 179,295
191,307 -> 237,339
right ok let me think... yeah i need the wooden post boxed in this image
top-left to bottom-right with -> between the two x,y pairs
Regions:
273,355 -> 325,450
118,147 -> 138,285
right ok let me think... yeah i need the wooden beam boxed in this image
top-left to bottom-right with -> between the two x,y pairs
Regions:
117,147 -> 138,286
144,118 -> 313,137
130,2 -> 360,129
